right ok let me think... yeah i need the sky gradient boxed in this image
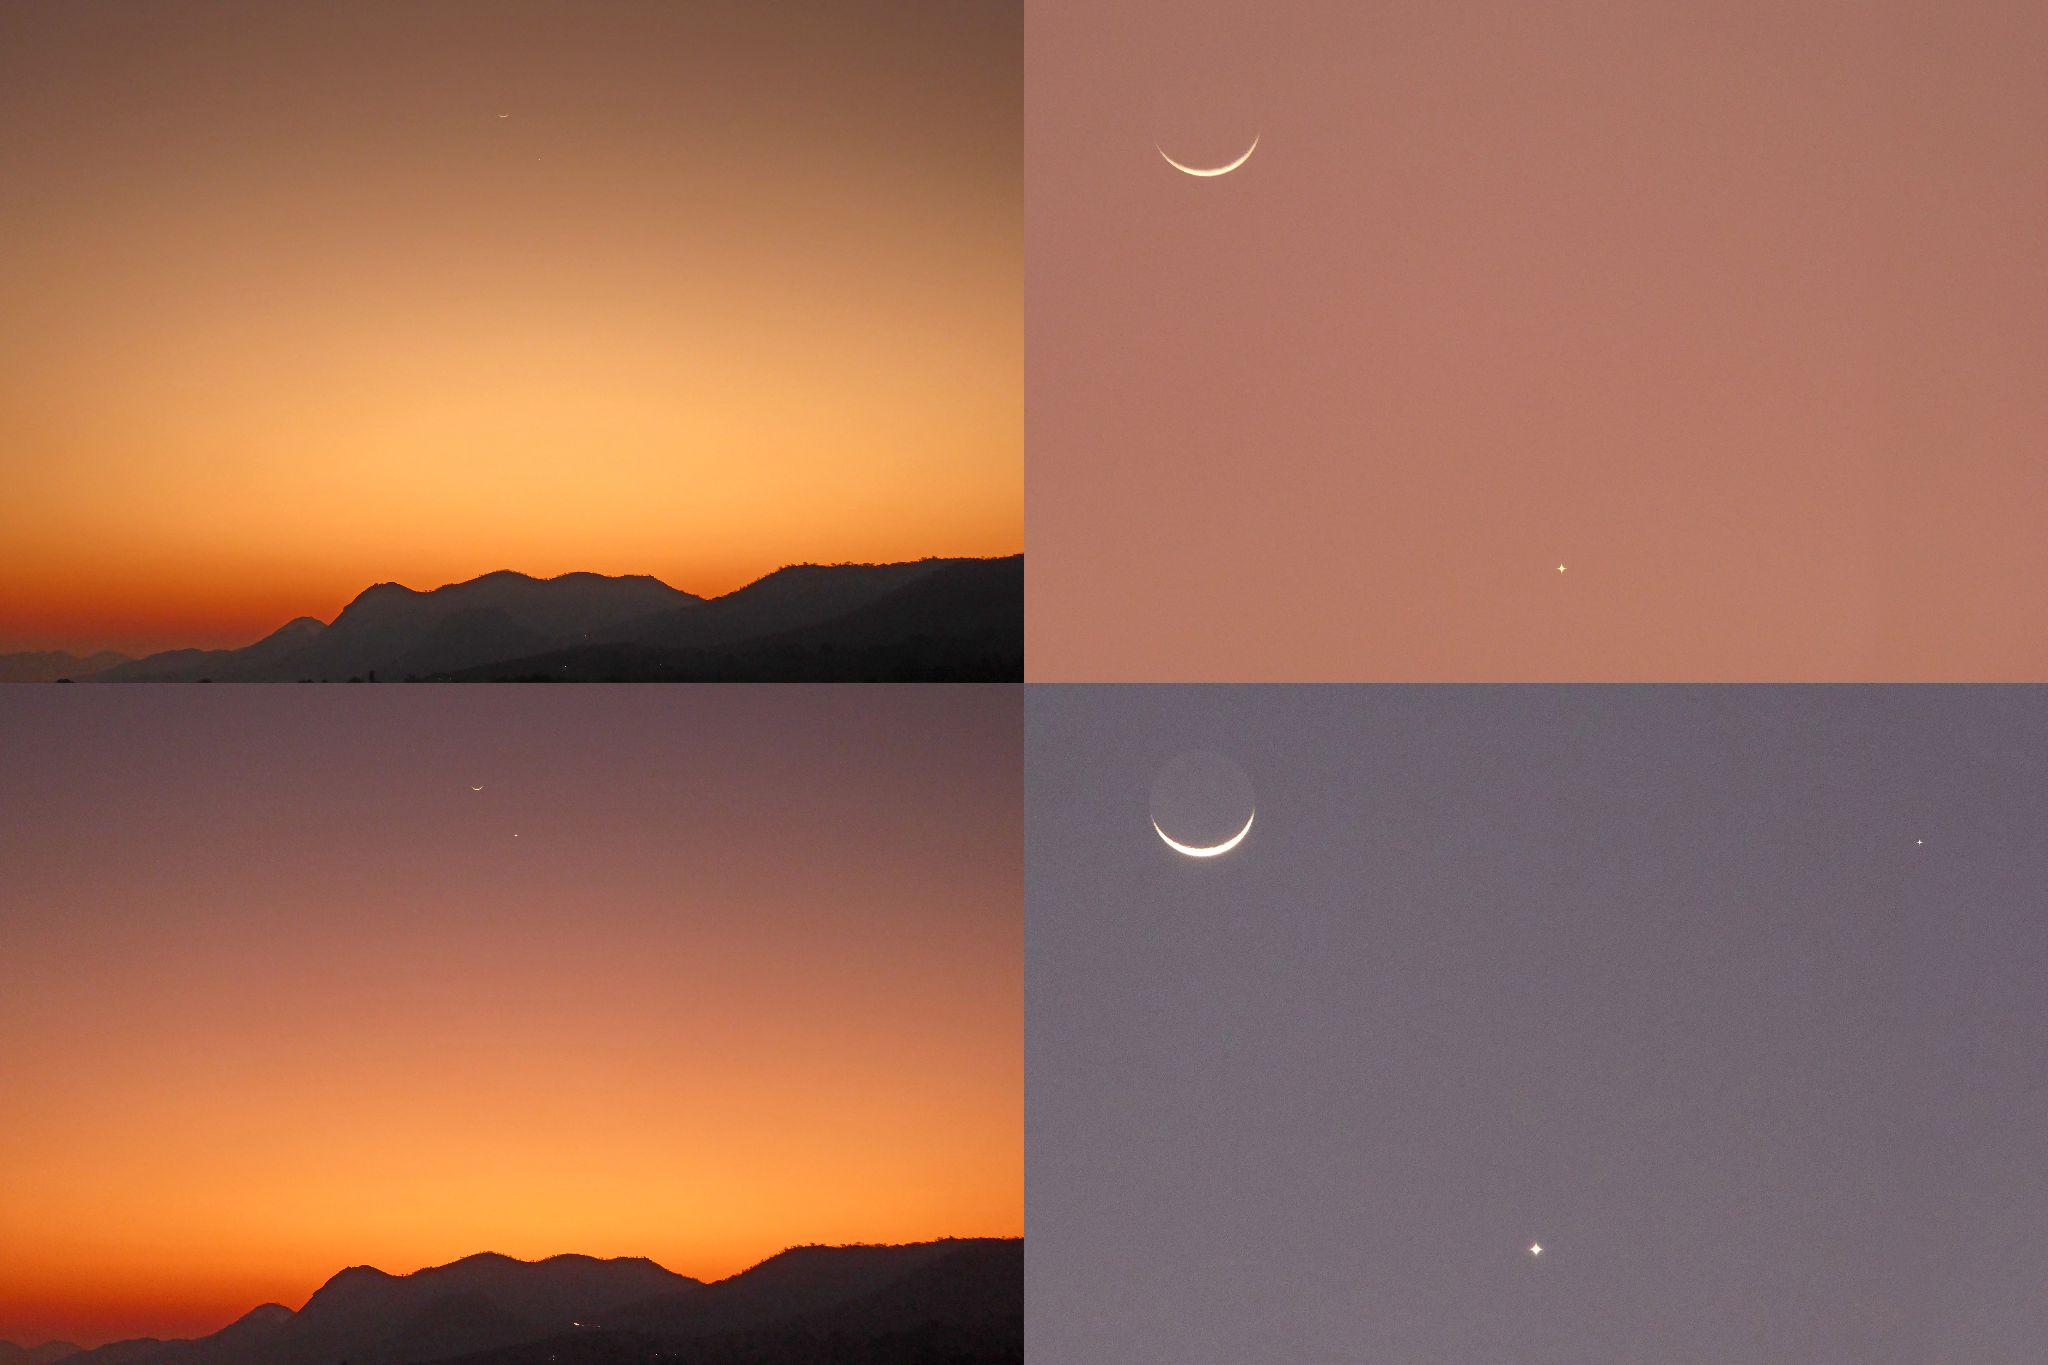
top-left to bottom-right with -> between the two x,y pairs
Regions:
0,685 -> 1022,1348
0,1 -> 1019,655
1027,0 -> 2048,679
1030,686 -> 2048,1363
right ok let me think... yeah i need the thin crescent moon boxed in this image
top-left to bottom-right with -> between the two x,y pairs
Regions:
1157,133 -> 1259,178
1153,808 -> 1255,858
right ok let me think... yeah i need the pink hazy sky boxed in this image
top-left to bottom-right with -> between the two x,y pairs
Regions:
1027,0 -> 2048,679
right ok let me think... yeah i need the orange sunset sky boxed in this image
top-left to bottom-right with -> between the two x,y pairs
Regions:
0,1 -> 1020,656
0,686 -> 1023,1348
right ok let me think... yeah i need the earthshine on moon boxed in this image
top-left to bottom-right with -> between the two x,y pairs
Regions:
1157,134 -> 1259,178
1150,749 -> 1257,859
1152,808 -> 1255,859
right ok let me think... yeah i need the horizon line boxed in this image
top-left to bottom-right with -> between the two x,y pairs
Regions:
0,551 -> 1025,663
6,1234 -> 1025,1353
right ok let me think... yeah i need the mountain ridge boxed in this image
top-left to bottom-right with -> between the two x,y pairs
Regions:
0,650 -> 130,683
46,1239 -> 1018,1365
432,555 -> 1023,682
4,557 -> 1020,683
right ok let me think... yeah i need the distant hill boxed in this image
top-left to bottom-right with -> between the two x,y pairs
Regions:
0,650 -> 128,683
90,618 -> 327,684
6,557 -> 1021,683
0,1342 -> 84,1365
89,570 -> 694,682
52,1240 -> 1018,1365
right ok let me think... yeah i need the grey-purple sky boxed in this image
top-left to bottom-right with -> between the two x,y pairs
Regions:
1029,686 -> 2048,1362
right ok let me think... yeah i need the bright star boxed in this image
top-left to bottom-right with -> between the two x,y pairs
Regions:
1529,1243 -> 1542,1256
1556,564 -> 1566,574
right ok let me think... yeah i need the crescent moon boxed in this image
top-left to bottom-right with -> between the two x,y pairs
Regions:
1157,133 -> 1259,178
1153,808 -> 1255,858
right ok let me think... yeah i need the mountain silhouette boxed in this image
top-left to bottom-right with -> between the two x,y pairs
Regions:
432,556 -> 1024,682
437,1239 -> 1021,1365
91,571 -> 693,682
49,1240 -> 1016,1365
611,560 -> 952,650
604,1239 -> 1013,1338
0,650 -> 129,683
9,558 -> 1020,683
88,618 -> 326,684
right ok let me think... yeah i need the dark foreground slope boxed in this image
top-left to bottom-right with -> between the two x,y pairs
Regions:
444,1239 -> 1021,1365
54,1240 -> 1018,1365
436,556 -> 1022,681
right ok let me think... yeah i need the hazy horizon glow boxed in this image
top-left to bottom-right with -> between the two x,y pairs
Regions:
0,1240 -> 1000,1353
0,1 -> 1020,656
0,687 -> 1023,1348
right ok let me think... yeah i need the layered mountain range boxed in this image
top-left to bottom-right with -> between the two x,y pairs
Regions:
11,1238 -> 1019,1365
0,557 -> 1020,683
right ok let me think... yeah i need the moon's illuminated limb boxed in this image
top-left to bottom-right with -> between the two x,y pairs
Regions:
1157,134 -> 1259,177
1153,808 -> 1255,858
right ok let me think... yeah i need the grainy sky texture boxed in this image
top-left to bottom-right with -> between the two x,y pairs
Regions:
0,685 -> 1022,1347
1030,685 -> 2048,1363
1027,0 -> 2048,679
0,1 -> 1019,654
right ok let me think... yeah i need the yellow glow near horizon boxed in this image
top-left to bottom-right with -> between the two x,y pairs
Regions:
0,2 -> 1020,655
